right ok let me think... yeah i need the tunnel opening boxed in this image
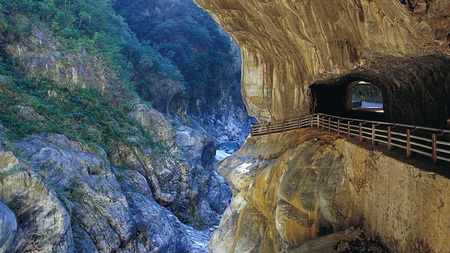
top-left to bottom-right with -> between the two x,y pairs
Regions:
311,79 -> 386,121
348,81 -> 383,113
308,55 -> 450,128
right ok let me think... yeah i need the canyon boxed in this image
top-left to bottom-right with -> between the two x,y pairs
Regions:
1,0 -> 449,252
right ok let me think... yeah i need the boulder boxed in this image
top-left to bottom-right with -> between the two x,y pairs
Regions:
16,133 -> 134,252
175,125 -> 217,167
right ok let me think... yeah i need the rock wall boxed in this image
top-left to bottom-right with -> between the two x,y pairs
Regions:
211,128 -> 450,253
5,23 -> 112,94
0,116 -> 231,252
0,8 -> 235,252
194,0 -> 450,126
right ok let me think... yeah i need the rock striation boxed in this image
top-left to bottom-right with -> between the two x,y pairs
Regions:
0,151 -> 73,252
211,128 -> 450,253
0,126 -> 231,252
192,1 -> 450,251
1,7 -> 237,251
194,0 -> 450,127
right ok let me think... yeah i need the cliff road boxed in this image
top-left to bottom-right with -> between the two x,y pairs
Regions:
193,0 -> 450,252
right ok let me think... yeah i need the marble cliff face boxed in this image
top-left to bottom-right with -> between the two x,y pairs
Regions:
210,129 -> 450,252
192,1 -> 450,252
194,0 -> 450,126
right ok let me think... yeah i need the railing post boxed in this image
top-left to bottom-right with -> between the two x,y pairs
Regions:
337,119 -> 340,136
298,118 -> 301,129
316,114 -> 320,128
387,126 -> 392,150
432,133 -> 437,165
322,116 -> 325,131
267,123 -> 271,135
359,122 -> 363,142
371,124 -> 376,145
406,128 -> 411,157
347,121 -> 351,138
310,115 -> 313,128
250,125 -> 254,137
282,120 -> 285,132
328,117 -> 331,133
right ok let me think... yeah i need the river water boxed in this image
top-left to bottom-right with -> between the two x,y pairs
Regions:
215,141 -> 240,161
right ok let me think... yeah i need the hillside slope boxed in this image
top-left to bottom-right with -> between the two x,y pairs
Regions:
0,0 -> 245,251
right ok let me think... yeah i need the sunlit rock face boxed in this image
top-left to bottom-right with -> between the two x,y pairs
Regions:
194,0 -> 450,126
211,129 -> 450,252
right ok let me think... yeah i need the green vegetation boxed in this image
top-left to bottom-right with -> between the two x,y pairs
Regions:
352,84 -> 383,103
1,0 -> 128,73
0,0 -> 240,150
0,72 -> 156,149
0,165 -> 26,181
113,0 -> 238,112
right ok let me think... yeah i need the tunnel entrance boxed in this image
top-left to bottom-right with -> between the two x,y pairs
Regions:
310,56 -> 450,128
311,79 -> 386,121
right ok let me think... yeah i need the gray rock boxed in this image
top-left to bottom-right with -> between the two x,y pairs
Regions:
0,151 -> 74,252
0,200 -> 17,252
206,171 -> 232,214
109,141 -> 231,230
0,129 -> 231,252
72,223 -> 99,253
0,124 -> 5,131
129,103 -> 177,150
113,167 -> 181,252
175,126 -> 217,167
15,105 -> 45,121
16,133 -> 134,252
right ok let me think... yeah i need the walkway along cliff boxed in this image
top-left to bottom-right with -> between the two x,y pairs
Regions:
211,127 -> 450,252
250,113 -> 450,165
193,0 -> 450,252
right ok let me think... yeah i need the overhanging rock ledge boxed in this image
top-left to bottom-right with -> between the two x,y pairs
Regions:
194,0 -> 450,127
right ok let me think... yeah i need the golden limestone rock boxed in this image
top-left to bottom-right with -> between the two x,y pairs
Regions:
194,1 -> 450,252
194,0 -> 450,126
212,129 -> 450,252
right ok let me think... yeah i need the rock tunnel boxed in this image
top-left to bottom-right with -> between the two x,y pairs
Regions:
193,0 -> 450,129
310,55 -> 450,128
191,0 -> 450,252
311,78 -> 386,122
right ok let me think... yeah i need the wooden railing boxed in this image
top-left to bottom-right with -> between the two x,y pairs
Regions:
250,113 -> 450,165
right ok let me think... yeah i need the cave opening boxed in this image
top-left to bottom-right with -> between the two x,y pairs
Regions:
310,79 -> 386,121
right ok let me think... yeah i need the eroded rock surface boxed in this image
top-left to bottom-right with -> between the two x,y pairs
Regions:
211,129 -> 450,253
0,151 -> 73,252
194,0 -> 450,127
0,130 -> 230,252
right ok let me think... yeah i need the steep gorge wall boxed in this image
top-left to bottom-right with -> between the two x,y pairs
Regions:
194,0 -> 450,126
211,129 -> 450,252
0,5 -> 239,251
191,1 -> 450,251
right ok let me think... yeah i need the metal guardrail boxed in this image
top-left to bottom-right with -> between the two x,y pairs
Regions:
351,100 -> 362,108
250,113 -> 450,165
